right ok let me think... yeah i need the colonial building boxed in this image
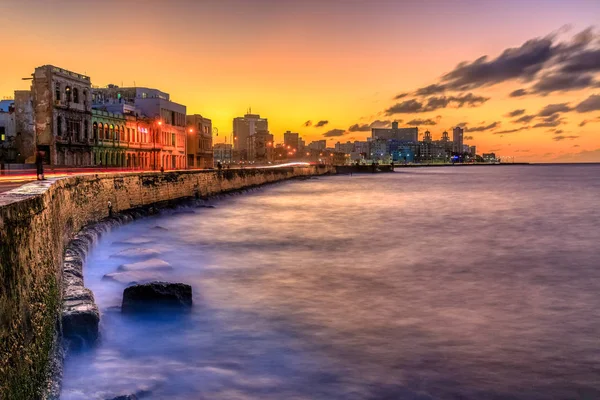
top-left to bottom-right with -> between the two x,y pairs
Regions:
92,85 -> 187,170
31,65 -> 93,165
186,114 -> 213,169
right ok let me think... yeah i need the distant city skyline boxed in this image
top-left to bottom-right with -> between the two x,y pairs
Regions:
1,0 -> 600,162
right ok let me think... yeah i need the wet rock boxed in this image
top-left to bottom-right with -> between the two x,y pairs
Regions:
106,395 -> 138,400
103,270 -> 169,285
117,258 -> 173,272
110,248 -> 161,259
122,282 -> 192,313
151,226 -> 168,231
62,287 -> 99,348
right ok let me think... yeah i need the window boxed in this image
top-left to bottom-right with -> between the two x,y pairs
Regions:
57,117 -> 63,137
73,88 -> 79,104
66,119 -> 80,139
55,83 -> 61,102
0,127 -> 5,142
83,90 -> 88,107
93,123 -> 98,140
172,133 -> 176,146
65,86 -> 72,102
84,120 -> 89,139
127,127 -> 130,142
142,92 -> 147,99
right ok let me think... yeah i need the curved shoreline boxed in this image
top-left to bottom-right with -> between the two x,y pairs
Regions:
0,167 -> 332,400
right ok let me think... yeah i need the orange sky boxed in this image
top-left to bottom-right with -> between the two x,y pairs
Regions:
1,0 -> 599,162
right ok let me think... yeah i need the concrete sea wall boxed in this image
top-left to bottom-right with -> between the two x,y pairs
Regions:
0,166 -> 331,399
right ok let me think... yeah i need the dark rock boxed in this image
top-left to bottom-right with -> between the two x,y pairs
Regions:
151,225 -> 168,231
106,395 -> 138,400
62,287 -> 99,348
196,204 -> 216,209
122,282 -> 192,313
173,209 -> 195,215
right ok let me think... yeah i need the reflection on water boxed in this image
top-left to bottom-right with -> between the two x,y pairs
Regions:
62,165 -> 600,399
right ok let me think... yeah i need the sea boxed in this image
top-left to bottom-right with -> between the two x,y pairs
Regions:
61,165 -> 600,400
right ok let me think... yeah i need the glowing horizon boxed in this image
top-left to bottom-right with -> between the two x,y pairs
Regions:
1,0 -> 599,162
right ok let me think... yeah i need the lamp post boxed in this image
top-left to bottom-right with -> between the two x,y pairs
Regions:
153,120 -> 162,171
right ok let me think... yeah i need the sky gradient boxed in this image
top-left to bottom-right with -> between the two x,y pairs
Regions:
1,0 -> 600,162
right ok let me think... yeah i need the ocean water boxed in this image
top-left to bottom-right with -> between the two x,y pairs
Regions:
61,165 -> 600,400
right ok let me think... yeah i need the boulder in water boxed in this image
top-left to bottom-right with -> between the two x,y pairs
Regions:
122,281 -> 192,313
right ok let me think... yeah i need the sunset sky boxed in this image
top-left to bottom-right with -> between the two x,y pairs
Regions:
1,0 -> 599,162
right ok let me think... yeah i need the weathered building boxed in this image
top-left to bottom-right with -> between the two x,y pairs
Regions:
233,113 -> 268,160
31,65 -> 93,165
93,86 -> 187,169
186,114 -> 213,169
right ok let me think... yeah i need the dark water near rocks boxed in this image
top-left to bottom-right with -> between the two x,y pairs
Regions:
61,165 -> 600,400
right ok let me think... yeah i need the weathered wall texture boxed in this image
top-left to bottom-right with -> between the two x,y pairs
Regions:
0,166 -> 331,399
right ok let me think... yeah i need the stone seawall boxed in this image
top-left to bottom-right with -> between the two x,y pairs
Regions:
0,166 -> 331,399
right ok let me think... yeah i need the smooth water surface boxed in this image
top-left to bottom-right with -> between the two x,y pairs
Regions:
61,165 -> 600,400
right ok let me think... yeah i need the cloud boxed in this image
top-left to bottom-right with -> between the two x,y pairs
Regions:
579,116 -> 600,126
530,73 -> 596,95
394,92 -> 409,99
438,36 -> 556,91
323,129 -> 346,137
399,28 -> 600,105
537,103 -> 572,117
407,118 -> 437,126
493,126 -> 530,134
385,99 -> 423,114
513,115 -> 535,124
385,93 -> 489,115
560,49 -> 600,73
506,109 -> 526,117
533,117 -> 565,128
414,84 -> 447,96
575,94 -> 600,113
465,121 -> 500,132
510,89 -> 528,97
347,119 -> 394,132
315,120 -> 329,127
553,135 -> 579,141
303,120 -> 312,127
464,135 -> 474,140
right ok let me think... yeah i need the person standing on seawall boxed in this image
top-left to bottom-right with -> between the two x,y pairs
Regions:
35,150 -> 45,180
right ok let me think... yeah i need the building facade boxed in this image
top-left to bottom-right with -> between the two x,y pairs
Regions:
31,65 -> 93,166
372,122 -> 418,142
233,113 -> 268,160
453,127 -> 464,154
247,130 -> 274,163
93,85 -> 187,169
186,114 -> 213,169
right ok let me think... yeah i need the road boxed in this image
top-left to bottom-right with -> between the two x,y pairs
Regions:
0,162 -> 313,194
